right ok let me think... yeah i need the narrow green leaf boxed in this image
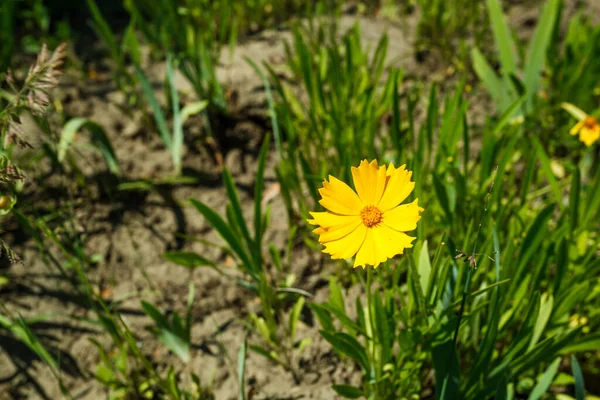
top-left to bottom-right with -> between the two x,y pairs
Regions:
163,251 -> 215,268
571,355 -> 586,400
373,290 -> 392,364
249,344 -> 280,364
496,375 -> 508,400
166,54 -> 182,174
433,173 -> 453,224
527,357 -> 561,400
320,330 -> 369,371
135,63 -> 172,149
417,240 -> 432,298
309,303 -> 335,332
180,100 -> 208,124
59,117 -> 121,175
254,135 -> 270,244
523,0 -> 560,110
532,137 -> 563,209
189,198 -> 256,279
486,0 -> 517,75
569,166 -> 580,231
491,94 -> 527,136
289,296 -> 305,342
238,340 -> 247,400
319,303 -> 364,335
222,169 -> 253,253
86,0 -> 121,65
528,292 -> 554,351
245,58 -> 281,159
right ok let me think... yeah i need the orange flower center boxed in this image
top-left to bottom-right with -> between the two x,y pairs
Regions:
360,205 -> 382,227
584,116 -> 598,129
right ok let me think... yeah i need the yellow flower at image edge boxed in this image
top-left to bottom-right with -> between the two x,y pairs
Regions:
307,160 -> 424,269
570,115 -> 600,147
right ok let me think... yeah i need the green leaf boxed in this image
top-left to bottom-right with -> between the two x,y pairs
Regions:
86,0 -> 121,66
254,135 -> 270,245
189,198 -> 256,280
288,296 -> 305,342
527,357 -> 561,400
513,204 -> 555,285
135,62 -> 172,149
249,344 -> 280,364
245,58 -> 281,159
180,101 -> 208,123
391,70 -> 403,158
373,290 -> 392,364
163,251 -> 215,268
166,53 -> 182,174
532,137 -> 563,209
122,18 -> 141,65
485,0 -> 517,76
571,355 -> 586,400
528,292 -> 553,351
238,340 -> 247,400
14,315 -> 58,373
222,170 -> 254,255
553,239 -> 568,295
433,173 -> 453,224
58,118 -> 120,175
320,330 -> 369,371
407,253 -> 427,320
141,301 -> 170,329
491,94 -> 527,136
141,301 -> 190,363
309,303 -> 335,332
332,385 -> 363,399
560,332 -> 600,353
569,166 -> 580,231
417,240 -> 432,299
319,303 -> 364,335
433,334 -> 460,400
523,0 -> 560,111
495,374 -> 509,400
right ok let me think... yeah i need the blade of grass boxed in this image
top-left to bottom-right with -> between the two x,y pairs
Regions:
166,53 -> 182,174
523,0 -> 560,111
485,0 -> 517,76
135,63 -> 172,150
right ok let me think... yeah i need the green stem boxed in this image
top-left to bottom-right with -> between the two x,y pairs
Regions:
365,267 -> 378,399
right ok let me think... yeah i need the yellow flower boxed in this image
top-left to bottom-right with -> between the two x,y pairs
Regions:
308,160 -> 423,269
570,115 -> 600,147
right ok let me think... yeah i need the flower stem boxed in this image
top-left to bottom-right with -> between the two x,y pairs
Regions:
365,267 -> 378,399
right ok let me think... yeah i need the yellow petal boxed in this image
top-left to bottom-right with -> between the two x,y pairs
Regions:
377,164 -> 415,211
373,165 -> 388,207
385,162 -> 401,176
322,224 -> 367,260
319,196 -> 359,215
312,227 -> 327,235
580,126 -> 600,147
308,212 -> 360,228
353,228 -> 393,269
351,160 -> 380,205
372,224 -> 415,260
570,120 -> 584,136
319,175 -> 364,212
318,219 -> 363,243
382,199 -> 423,232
